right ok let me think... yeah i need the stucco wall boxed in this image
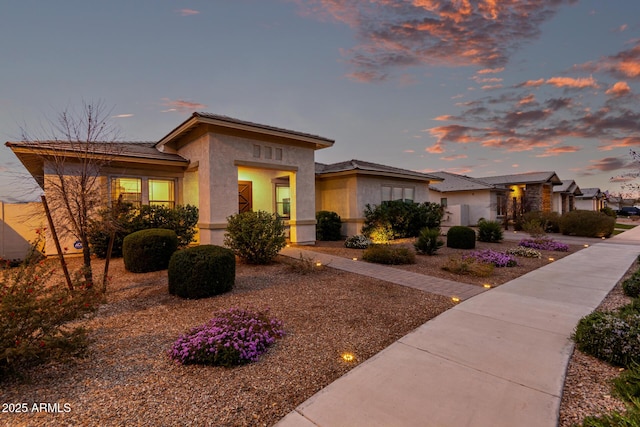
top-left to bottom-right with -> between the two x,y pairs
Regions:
0,202 -> 45,261
429,189 -> 495,225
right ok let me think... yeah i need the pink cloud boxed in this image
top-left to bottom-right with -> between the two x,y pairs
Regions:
535,145 -> 582,157
161,98 -> 207,113
545,76 -> 598,89
177,9 -> 200,16
477,67 -> 504,74
605,81 -> 631,97
577,40 -> 640,80
440,154 -> 468,161
425,142 -> 444,154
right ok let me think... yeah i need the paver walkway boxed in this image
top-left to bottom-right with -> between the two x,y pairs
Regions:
276,229 -> 640,427
280,246 -> 485,300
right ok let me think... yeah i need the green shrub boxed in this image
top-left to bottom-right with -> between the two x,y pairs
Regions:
446,226 -> 476,249
601,206 -> 617,218
316,211 -> 343,241
560,210 -> 615,238
442,256 -> 494,277
477,219 -> 504,243
168,245 -> 235,299
521,219 -> 546,238
414,227 -> 443,255
224,210 -> 286,265
88,204 -> 199,258
362,244 -> 416,265
573,311 -> 640,368
505,246 -> 542,258
361,201 -> 443,240
368,224 -> 394,244
344,235 -> 372,249
580,406 -> 640,427
516,211 -> 561,234
614,362 -> 640,403
1,261 -> 98,379
624,273 -> 640,298
123,228 -> 178,273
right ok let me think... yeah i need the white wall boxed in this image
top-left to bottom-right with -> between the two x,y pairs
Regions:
430,189 -> 495,225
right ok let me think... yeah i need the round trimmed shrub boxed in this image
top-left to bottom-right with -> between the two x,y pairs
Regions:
122,228 -> 178,273
362,244 -> 415,265
168,245 -> 235,299
623,272 -> 640,298
446,226 -> 476,249
224,210 -> 286,265
560,210 -> 615,237
316,211 -> 343,241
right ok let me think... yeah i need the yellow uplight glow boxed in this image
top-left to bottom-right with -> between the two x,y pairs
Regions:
451,296 -> 460,303
483,284 -> 492,289
315,262 -> 322,267
342,353 -> 355,362
352,257 -> 358,261
548,257 -> 555,262
584,244 -> 589,248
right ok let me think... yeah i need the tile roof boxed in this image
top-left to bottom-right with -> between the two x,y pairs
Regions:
474,171 -> 562,185
316,159 -> 440,181
553,180 -> 582,195
578,187 -> 603,199
428,171 -> 507,192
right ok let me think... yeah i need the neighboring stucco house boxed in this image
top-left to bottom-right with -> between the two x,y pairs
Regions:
575,188 -> 606,211
474,171 -> 563,220
552,180 -> 582,215
427,171 -> 509,226
7,113 -> 335,253
315,160 -> 440,237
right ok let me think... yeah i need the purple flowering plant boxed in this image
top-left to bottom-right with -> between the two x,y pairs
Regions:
169,307 -> 285,367
464,249 -> 517,268
518,237 -> 569,252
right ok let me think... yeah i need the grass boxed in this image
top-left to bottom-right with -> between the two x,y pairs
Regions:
616,223 -> 638,230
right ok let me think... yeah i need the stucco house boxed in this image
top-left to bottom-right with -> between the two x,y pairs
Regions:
474,171 -> 563,220
552,180 -> 582,215
315,160 -> 440,237
575,188 -> 606,211
427,171 -> 509,226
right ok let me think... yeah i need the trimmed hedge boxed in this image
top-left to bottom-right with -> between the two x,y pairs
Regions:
168,245 -> 235,299
362,244 -> 416,265
560,210 -> 615,238
122,228 -> 178,273
446,226 -> 476,249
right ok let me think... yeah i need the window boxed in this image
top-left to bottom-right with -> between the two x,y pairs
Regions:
496,193 -> 506,217
382,185 -> 415,202
253,145 -> 261,158
112,177 -> 141,208
149,179 -> 175,208
440,198 -> 448,208
275,185 -> 290,218
264,146 -> 272,159
275,148 -> 283,161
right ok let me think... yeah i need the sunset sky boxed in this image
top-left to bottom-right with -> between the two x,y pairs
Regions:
1,0 -> 640,202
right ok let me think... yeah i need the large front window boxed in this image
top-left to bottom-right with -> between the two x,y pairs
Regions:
112,177 -> 141,208
111,177 -> 176,208
382,185 -> 415,202
149,179 -> 175,208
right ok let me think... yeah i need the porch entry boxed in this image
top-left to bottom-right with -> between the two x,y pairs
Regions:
238,181 -> 252,213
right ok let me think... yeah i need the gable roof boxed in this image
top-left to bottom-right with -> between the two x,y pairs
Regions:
553,180 -> 583,195
428,171 -> 508,193
316,159 -> 441,182
578,187 -> 603,199
5,141 -> 189,189
475,171 -> 563,186
156,112 -> 335,151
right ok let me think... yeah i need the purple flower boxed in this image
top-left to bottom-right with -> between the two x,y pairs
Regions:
464,249 -> 517,267
518,238 -> 569,252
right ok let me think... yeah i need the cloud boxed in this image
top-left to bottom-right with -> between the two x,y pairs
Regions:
477,67 -> 504,74
599,137 -> 640,151
535,145 -> 582,157
586,157 -> 633,172
161,98 -> 207,113
518,76 -> 598,89
177,9 -> 200,16
440,154 -> 468,161
606,81 -> 632,97
292,0 -> 575,81
112,114 -> 134,118
425,142 -> 445,153
577,40 -> 640,80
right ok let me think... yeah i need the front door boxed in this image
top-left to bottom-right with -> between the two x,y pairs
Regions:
238,181 -> 252,213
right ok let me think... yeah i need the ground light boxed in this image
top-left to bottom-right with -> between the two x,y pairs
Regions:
584,244 -> 589,248
352,257 -> 358,261
548,257 -> 555,262
483,284 -> 492,289
315,262 -> 322,267
341,353 -> 355,362
451,296 -> 460,303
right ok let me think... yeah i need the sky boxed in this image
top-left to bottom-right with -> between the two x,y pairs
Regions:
1,0 -> 640,202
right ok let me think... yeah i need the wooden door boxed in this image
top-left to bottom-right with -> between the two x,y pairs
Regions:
238,181 -> 252,213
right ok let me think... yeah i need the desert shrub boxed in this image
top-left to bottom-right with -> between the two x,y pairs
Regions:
442,256 -> 494,277
1,261 -> 99,378
601,206 -> 617,218
464,249 -> 517,267
344,235 -> 372,249
623,272 -> 640,298
580,406 -> 640,427
224,211 -> 286,265
284,253 -> 323,275
316,211 -> 343,241
123,228 -> 178,273
168,307 -> 284,367
614,362 -> 640,403
414,227 -> 443,255
446,226 -> 476,249
573,311 -> 640,368
560,210 -> 615,238
168,245 -> 235,299
362,244 -> 416,265
516,211 -> 561,234
521,219 -> 546,238
477,219 -> 504,243
518,237 -> 569,252
368,224 -> 394,244
88,203 -> 198,258
361,201 -> 443,240
506,246 -> 542,258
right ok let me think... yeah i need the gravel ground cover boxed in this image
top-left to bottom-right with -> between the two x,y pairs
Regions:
1,236 -> 627,426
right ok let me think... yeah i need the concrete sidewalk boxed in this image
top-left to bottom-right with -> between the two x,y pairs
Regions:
276,229 -> 640,427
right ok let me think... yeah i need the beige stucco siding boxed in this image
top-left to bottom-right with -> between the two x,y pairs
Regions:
0,202 -> 45,260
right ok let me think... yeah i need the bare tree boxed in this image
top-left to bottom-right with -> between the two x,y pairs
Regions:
18,100 -> 122,286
